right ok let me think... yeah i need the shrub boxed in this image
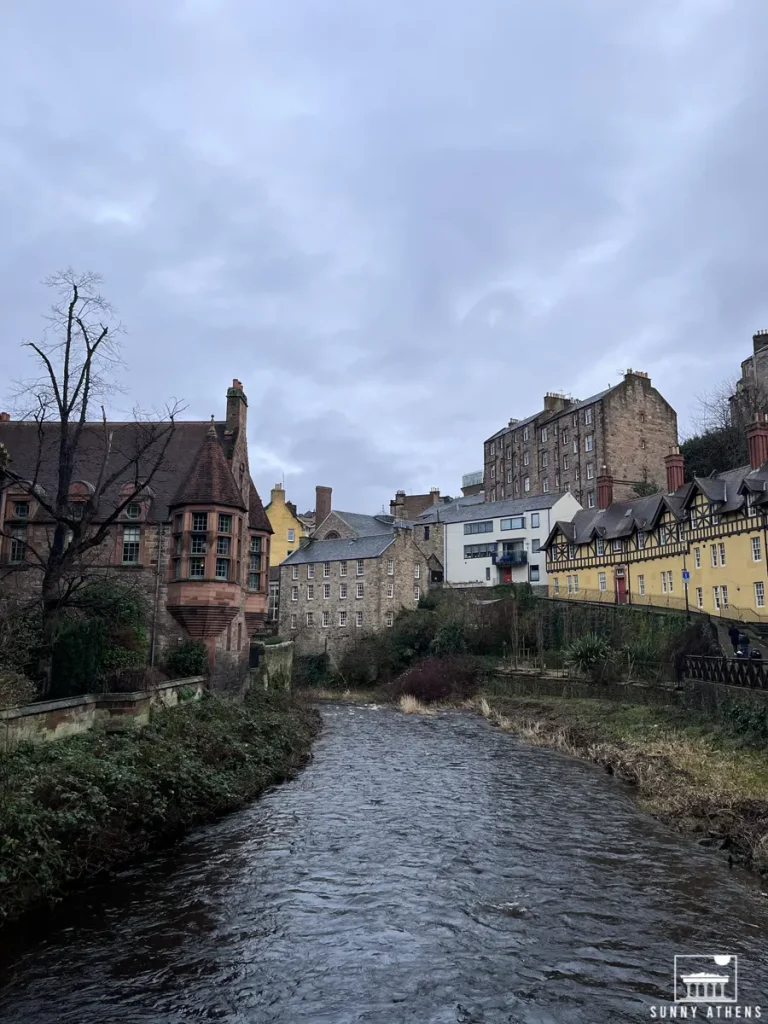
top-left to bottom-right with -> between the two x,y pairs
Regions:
566,633 -> 613,681
382,656 -> 479,703
0,670 -> 37,710
430,621 -> 468,657
163,638 -> 208,679
292,653 -> 331,688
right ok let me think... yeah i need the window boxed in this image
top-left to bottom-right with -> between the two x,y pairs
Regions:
585,434 -> 594,453
356,559 -> 364,575
506,469 -> 512,483
356,582 -> 364,599
747,494 -> 757,518
541,451 -> 549,468
387,582 -> 394,598
598,572 -> 607,591
490,442 -> 496,456
8,526 -> 26,563
485,567 -> 491,580
250,536 -> 261,556
584,407 -> 593,425
288,528 -> 295,543
718,542 -> 726,566
638,574 -> 645,596
553,578 -> 560,595
464,520 -> 494,534
340,561 -> 347,576
562,455 -> 569,471
323,583 -> 331,599
568,543 -> 577,559
385,611 -> 394,627
541,427 -> 548,442
694,547 -> 701,569
387,558 -> 394,575
173,514 -> 183,533
249,570 -> 261,591
292,565 -> 299,580
424,526 -> 430,540
713,586 -> 721,611
611,539 -> 622,553
218,514 -> 232,534
523,451 -> 530,467
753,536 -> 762,562
529,565 -> 540,583
587,491 -> 595,508
501,516 -> 525,531
215,558 -> 229,580
464,542 -> 496,558
190,557 -> 205,579
192,512 -> 208,532
531,539 -> 541,553
291,614 -> 298,630
307,564 -> 314,578
356,611 -> 363,628
523,426 -> 530,441
524,477 -> 530,493
573,439 -> 578,454
10,501 -> 30,521
711,545 -> 718,568
667,571 -> 674,593
217,535 -> 231,555
340,583 -> 347,599
573,575 -> 579,593
307,584 -> 314,600
596,538 -> 605,555
562,429 -> 569,445
306,612 -> 314,626
567,575 -> 574,594
756,581 -> 766,608
338,610 -> 347,627
659,526 -> 667,547
696,587 -> 704,609
322,611 -> 329,628
323,562 -> 331,577
531,513 -> 540,528
635,532 -> 645,551
490,466 -> 496,479
414,585 -> 420,601
122,526 -> 140,563
661,572 -> 667,594
542,478 -> 550,493
190,534 -> 206,555
291,586 -> 299,601
125,502 -> 141,519
721,585 -> 729,608
414,563 -> 421,579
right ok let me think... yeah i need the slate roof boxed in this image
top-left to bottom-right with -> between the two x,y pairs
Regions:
417,491 -> 569,525
170,422 -> 246,510
248,480 -> 273,533
486,387 -> 614,442
330,511 -> 398,536
281,533 -> 396,565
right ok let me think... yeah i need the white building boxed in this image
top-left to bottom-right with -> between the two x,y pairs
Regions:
417,492 -> 581,589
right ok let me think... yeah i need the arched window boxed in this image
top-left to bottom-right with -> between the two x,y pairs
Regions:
324,531 -> 340,539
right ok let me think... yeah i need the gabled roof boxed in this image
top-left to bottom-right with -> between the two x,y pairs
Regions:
417,491 -> 570,525
170,421 -> 246,510
281,533 -> 396,565
329,511 -> 397,537
248,480 -> 273,533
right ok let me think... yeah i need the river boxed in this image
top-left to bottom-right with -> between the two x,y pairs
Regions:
1,703 -> 768,1023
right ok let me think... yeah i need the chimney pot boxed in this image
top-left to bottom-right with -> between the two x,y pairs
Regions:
315,485 -> 332,528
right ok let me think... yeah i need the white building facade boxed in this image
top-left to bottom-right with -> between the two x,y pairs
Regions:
417,492 -> 581,589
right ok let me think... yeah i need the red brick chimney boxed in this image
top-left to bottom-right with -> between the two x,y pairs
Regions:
0,412 -> 10,422
225,379 -> 247,437
747,414 -> 768,470
664,446 -> 685,493
315,485 -> 332,527
596,471 -> 613,511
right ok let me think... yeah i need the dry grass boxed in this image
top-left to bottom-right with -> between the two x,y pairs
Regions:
399,695 -> 435,715
296,688 -> 379,704
475,693 -> 768,874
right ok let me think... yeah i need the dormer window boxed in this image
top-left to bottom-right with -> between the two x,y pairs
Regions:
125,502 -> 141,519
13,501 -> 29,519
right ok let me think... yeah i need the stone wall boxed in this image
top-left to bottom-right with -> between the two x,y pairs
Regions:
250,640 -> 294,690
0,676 -> 205,750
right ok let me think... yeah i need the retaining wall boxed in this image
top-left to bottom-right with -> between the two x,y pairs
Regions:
250,641 -> 294,691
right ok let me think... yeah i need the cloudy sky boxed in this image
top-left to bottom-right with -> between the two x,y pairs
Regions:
2,0 -> 767,514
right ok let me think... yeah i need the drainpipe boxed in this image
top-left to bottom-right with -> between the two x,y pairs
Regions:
150,524 -> 165,667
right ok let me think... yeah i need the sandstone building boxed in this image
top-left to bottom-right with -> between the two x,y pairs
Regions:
0,379 -> 272,688
483,370 -> 677,508
265,482 -> 309,564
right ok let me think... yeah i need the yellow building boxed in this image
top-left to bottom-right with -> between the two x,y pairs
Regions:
543,424 -> 768,624
264,483 -> 309,565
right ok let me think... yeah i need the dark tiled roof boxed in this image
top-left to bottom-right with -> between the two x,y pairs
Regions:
248,480 -> 273,533
170,422 -> 246,510
280,534 -> 396,565
417,492 -> 570,524
331,511 -> 397,536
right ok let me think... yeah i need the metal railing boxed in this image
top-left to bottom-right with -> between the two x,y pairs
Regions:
684,655 -> 768,689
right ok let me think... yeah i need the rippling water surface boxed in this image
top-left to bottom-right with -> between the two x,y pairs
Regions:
2,703 -> 768,1023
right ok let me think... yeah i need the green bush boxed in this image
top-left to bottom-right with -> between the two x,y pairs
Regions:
292,653 -> 332,688
164,638 -> 209,679
566,633 -> 614,681
430,621 -> 468,657
719,698 -> 768,743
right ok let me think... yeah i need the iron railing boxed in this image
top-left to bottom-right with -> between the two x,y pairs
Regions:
684,655 -> 768,689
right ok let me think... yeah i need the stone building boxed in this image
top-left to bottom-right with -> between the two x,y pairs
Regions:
389,487 -> 442,520
731,330 -> 768,426
483,369 -> 677,508
279,499 -> 440,656
0,379 -> 272,688
264,482 -> 309,564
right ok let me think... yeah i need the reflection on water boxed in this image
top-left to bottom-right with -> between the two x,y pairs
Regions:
1,704 -> 768,1023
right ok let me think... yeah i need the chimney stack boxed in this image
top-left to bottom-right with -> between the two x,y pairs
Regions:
315,485 -> 332,527
664,447 -> 685,493
747,414 -> 768,470
596,469 -> 613,511
270,483 -> 285,505
0,412 -> 10,422
225,378 -> 247,438
430,487 -> 440,504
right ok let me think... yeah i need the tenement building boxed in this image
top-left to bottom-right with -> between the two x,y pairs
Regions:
279,499 -> 442,656
542,418 -> 768,620
731,330 -> 768,426
0,379 -> 272,687
483,369 -> 677,508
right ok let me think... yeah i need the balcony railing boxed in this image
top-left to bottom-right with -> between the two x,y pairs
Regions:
493,551 -> 528,566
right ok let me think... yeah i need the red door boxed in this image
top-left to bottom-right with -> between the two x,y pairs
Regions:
615,570 -> 627,605
502,567 -> 512,584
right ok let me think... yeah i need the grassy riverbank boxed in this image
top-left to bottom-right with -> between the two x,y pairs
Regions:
0,690 -> 319,925
475,693 -> 768,873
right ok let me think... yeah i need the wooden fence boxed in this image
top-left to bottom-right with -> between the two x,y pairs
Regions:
684,655 -> 768,690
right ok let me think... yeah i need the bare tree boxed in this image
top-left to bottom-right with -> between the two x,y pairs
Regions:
1,270 -> 182,690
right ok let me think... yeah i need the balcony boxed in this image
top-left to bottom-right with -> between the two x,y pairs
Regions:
493,551 -> 527,566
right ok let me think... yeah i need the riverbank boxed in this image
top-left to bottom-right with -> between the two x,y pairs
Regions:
0,689 -> 319,925
474,693 -> 768,874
